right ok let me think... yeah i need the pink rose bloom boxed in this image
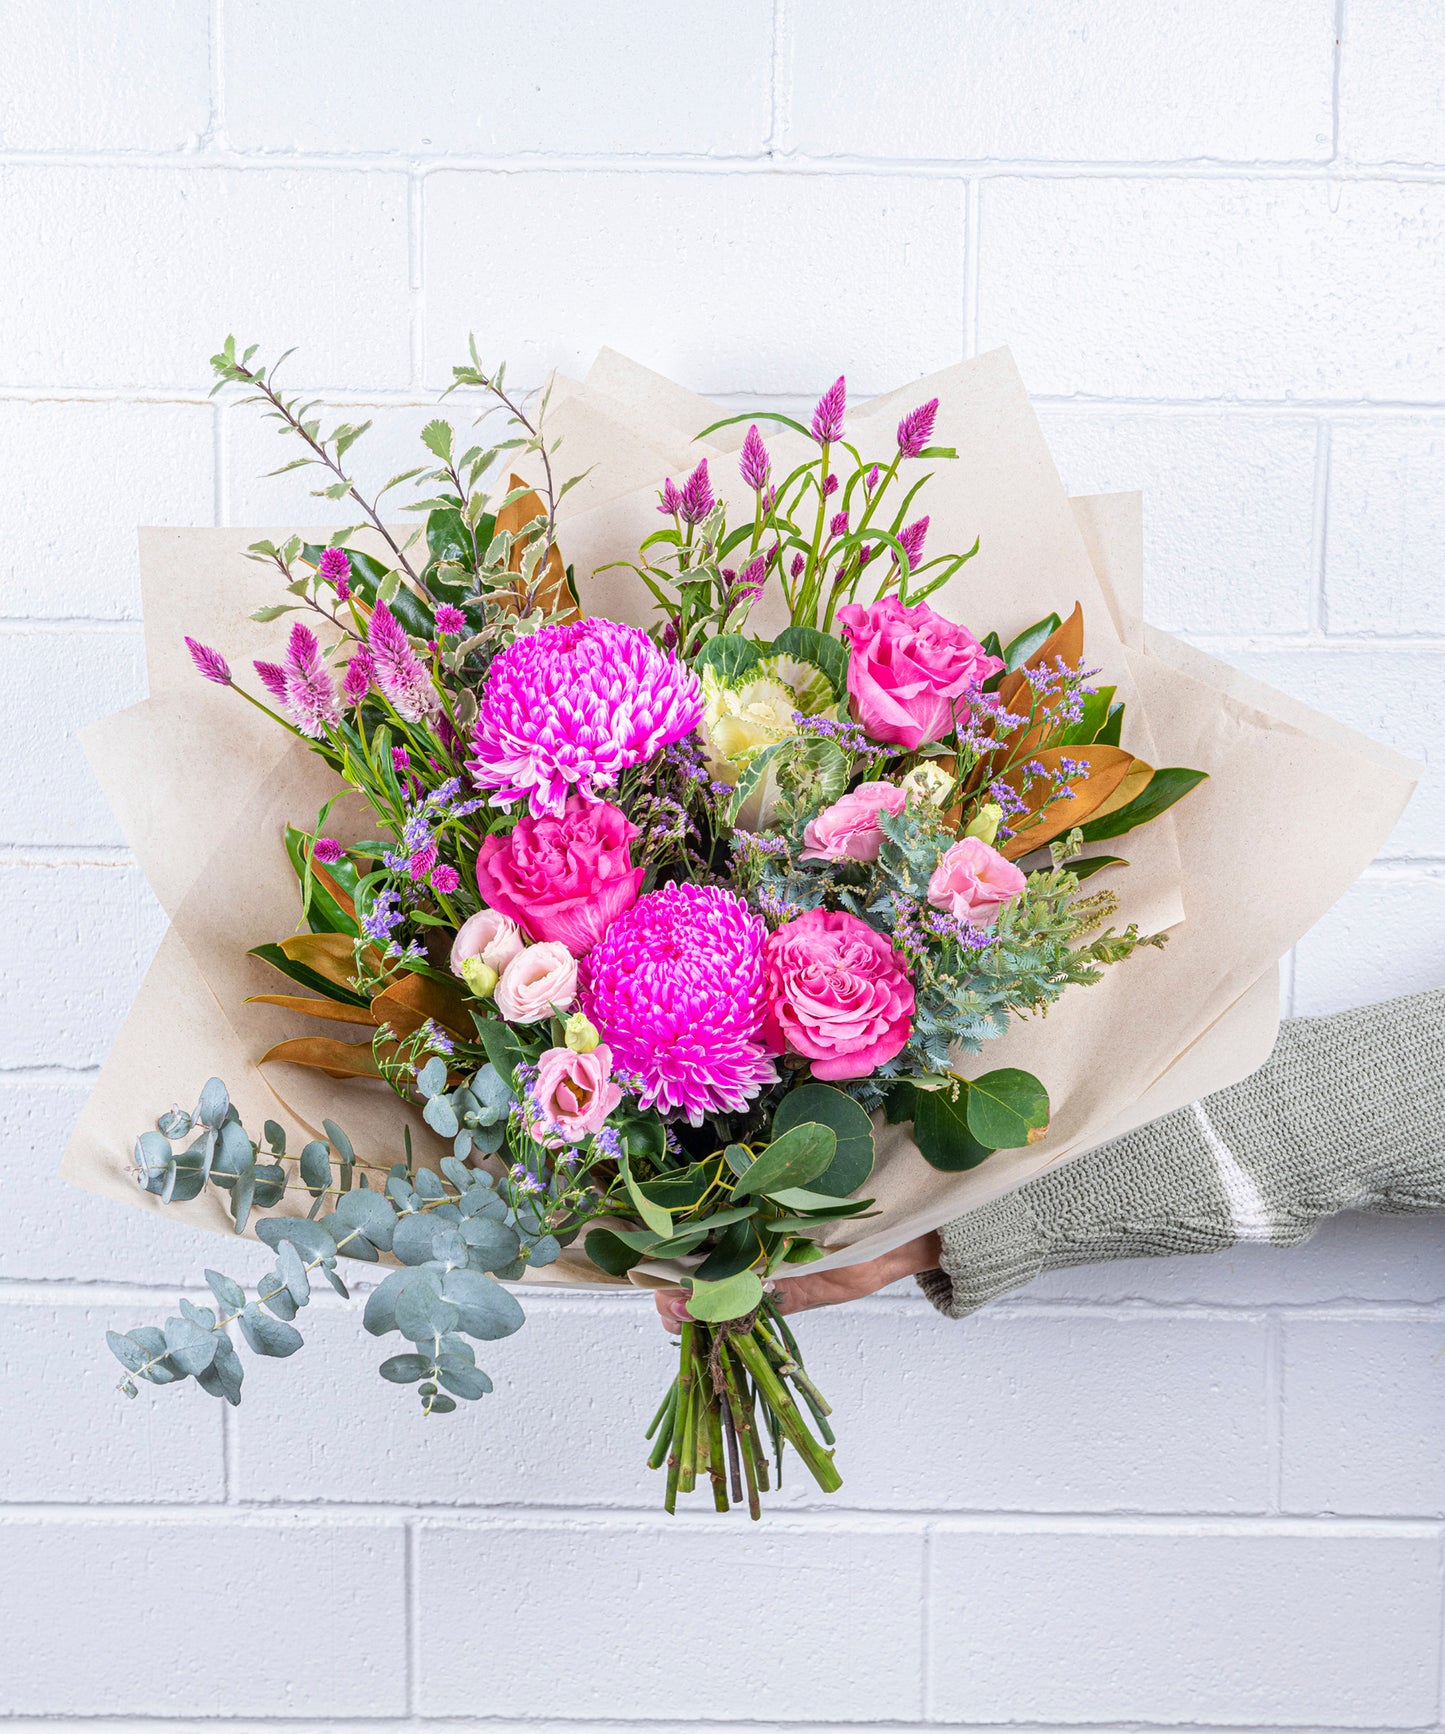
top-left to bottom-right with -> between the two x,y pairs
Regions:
927,836 -> 1027,927
448,907 -> 526,978
835,594 -> 1003,751
532,1043 -> 623,1142
800,781 -> 908,864
474,795 -> 644,957
762,908 -> 914,1082
494,942 -> 578,1024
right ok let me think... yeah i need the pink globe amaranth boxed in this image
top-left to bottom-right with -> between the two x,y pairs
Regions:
579,881 -> 777,1125
799,781 -> 907,864
533,1043 -> 623,1142
762,908 -> 914,1082
474,795 -> 644,957
927,836 -> 1027,927
835,594 -> 1003,751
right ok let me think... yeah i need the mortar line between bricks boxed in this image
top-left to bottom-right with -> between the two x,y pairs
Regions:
4,147 -> 1445,179
0,1724 -> 1438,1734
0,847 -> 135,866
1437,1525 -> 1445,1721
767,0 -> 788,159
1332,0 -> 1347,165
1310,417 -> 1332,634
404,1519 -> 418,1716
0,1502 -> 1439,1537
1265,1314 -> 1284,1514
918,1526 -> 932,1721
407,173 -> 424,389
964,178 -> 980,357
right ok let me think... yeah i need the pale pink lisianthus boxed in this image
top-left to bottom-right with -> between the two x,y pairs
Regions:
448,907 -> 526,978
532,1043 -> 623,1142
494,942 -> 578,1024
762,908 -> 914,1082
800,781 -> 908,864
835,594 -> 1002,751
926,836 -> 1027,927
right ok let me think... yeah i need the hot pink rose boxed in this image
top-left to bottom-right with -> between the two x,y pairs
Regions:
927,836 -> 1027,926
474,795 -> 644,957
533,1043 -> 623,1142
448,907 -> 525,978
762,908 -> 914,1082
800,781 -> 908,864
835,594 -> 1002,751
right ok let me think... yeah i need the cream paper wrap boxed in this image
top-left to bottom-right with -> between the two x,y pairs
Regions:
63,349 -> 1418,1287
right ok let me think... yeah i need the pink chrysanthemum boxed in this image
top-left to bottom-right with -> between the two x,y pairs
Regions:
468,618 -> 703,817
579,883 -> 777,1124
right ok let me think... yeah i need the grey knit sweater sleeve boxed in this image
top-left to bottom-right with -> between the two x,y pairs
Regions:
917,987 -> 1445,1319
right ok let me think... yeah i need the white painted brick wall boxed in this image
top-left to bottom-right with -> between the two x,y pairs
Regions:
3,4 -> 1444,1728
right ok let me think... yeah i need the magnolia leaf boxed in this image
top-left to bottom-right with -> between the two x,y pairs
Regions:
245,992 -> 377,1026
1076,766 -> 1209,844
996,745 -> 1137,861
260,1036 -> 385,1081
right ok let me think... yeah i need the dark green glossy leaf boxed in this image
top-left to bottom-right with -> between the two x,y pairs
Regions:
686,1269 -> 764,1323
899,1082 -> 995,1172
965,1067 -> 1050,1150
1003,612 -> 1062,672
583,1227 -> 644,1277
1075,766 -> 1208,843
771,1084 -> 874,1196
731,1123 -> 836,1198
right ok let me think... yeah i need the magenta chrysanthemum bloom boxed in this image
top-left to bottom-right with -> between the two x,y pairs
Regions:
254,658 -> 288,702
468,618 -> 703,817
678,458 -> 714,527
897,515 -> 930,570
811,375 -> 846,444
185,637 -> 231,687
658,477 -> 683,517
739,424 -> 771,492
342,648 -> 374,705
313,837 -> 343,865
434,604 -> 467,635
283,621 -> 341,738
895,397 -> 939,459
368,599 -> 439,722
580,882 -> 777,1124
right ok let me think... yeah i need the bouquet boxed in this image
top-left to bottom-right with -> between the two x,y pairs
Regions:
99,339 -> 1205,1515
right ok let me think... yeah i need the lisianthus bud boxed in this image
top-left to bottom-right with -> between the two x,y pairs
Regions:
964,802 -> 1004,845
460,957 -> 498,999
564,1012 -> 601,1054
901,761 -> 954,807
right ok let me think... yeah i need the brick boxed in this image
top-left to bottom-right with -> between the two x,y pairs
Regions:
416,1519 -> 923,1719
0,400 -> 214,620
1292,877 -> 1445,1017
0,0 -> 210,150
423,171 -> 966,395
788,0 -> 1332,163
928,1527 -> 1440,1723
0,1081 -> 273,1286
0,165 -> 412,390
0,865 -> 166,1067
1038,409 -> 1317,633
0,1519 -> 407,1715
1325,418 -> 1445,635
0,1301 -> 223,1502
233,1294 -> 666,1507
224,398 -> 444,526
1282,1317 -> 1445,1516
1340,0 -> 1445,166
1218,647 -> 1445,859
224,0 -> 772,156
0,628 -> 145,846
979,178 -> 1445,401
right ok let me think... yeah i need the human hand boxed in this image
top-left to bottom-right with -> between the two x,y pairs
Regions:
651,1231 -> 942,1332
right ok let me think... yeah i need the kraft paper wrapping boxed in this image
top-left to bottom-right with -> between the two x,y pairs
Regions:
63,350 -> 1419,1289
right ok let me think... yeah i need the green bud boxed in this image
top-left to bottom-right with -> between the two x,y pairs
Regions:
963,802 -> 1004,846
564,1012 -> 601,1054
460,957 -> 498,999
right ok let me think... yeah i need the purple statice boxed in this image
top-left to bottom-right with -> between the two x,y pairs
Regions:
419,1019 -> 454,1058
342,648 -> 373,705
361,886 -> 403,945
313,837 -> 343,866
367,599 -> 440,723
283,621 -> 342,738
790,552 -> 806,579
678,458 -> 714,527
658,477 -> 683,517
185,637 -> 231,687
811,375 -> 846,444
253,659 -> 289,702
434,603 -> 467,635
739,424 -> 771,492
468,617 -> 703,817
895,397 -> 939,459
431,862 -> 460,895
319,547 -> 351,585
579,882 -> 777,1124
791,710 -> 872,756
828,510 -> 849,541
897,515 -> 930,571
391,745 -> 411,772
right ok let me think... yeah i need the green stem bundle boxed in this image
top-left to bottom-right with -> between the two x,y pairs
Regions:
647,1301 -> 840,1519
